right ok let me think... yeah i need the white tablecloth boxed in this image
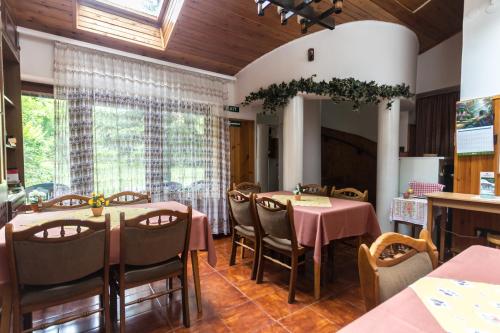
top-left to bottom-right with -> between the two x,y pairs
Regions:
391,197 -> 428,227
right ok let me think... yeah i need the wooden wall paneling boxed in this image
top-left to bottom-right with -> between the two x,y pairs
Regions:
451,97 -> 500,252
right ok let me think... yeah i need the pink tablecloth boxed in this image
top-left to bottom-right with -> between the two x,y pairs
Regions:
339,246 -> 500,333
0,201 -> 217,285
261,192 -> 381,264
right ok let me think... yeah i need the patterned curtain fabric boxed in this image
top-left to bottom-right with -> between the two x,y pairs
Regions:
54,42 -> 231,234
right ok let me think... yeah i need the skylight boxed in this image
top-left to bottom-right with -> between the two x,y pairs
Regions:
95,0 -> 166,18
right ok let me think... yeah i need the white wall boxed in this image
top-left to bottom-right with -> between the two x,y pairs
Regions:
236,20 -> 419,103
303,100 -> 322,184
416,33 -> 463,94
461,0 -> 500,99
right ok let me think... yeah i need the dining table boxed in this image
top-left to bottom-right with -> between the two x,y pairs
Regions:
260,192 -> 381,299
0,201 -> 217,333
339,245 -> 500,333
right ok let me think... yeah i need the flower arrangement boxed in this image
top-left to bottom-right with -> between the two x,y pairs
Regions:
89,193 -> 109,217
28,190 -> 46,212
293,184 -> 302,201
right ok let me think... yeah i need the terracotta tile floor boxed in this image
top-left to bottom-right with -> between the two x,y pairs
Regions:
29,237 -> 366,332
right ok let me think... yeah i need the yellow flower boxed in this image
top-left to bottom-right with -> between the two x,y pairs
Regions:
91,192 -> 96,197
89,199 -> 94,205
105,200 -> 110,206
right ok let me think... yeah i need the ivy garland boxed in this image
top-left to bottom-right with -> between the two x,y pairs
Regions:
241,75 -> 412,113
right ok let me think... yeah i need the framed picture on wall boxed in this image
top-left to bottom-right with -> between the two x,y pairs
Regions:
456,97 -> 494,156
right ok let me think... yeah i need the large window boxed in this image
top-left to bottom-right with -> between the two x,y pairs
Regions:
21,94 -> 55,191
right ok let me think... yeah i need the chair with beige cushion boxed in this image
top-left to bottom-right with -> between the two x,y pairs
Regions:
300,184 -> 328,196
6,216 -> 111,333
227,191 -> 260,280
331,187 -> 368,202
39,194 -> 92,211
233,182 -> 261,195
111,208 -> 192,331
106,191 -> 151,206
358,230 -> 438,311
254,197 -> 306,303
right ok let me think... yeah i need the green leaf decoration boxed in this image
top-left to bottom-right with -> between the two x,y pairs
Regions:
241,75 -> 412,114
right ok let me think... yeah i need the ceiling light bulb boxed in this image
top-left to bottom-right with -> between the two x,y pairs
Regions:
277,6 -> 283,14
334,0 -> 343,14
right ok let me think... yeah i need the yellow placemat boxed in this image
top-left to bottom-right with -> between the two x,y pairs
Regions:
271,195 -> 332,208
23,207 -> 156,228
410,277 -> 500,333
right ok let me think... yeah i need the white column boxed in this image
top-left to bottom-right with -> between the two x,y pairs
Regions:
376,98 -> 400,233
283,96 -> 304,191
256,124 -> 269,192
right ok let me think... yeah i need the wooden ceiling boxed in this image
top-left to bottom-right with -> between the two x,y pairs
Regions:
9,0 -> 463,76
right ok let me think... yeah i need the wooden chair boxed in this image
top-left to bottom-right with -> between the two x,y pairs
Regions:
233,182 -> 261,194
300,184 -> 328,196
111,208 -> 192,331
253,197 -> 306,303
487,233 -> 500,248
227,191 -> 260,280
331,187 -> 368,202
39,194 -> 91,211
358,230 -> 438,311
6,216 -> 111,332
106,191 -> 151,206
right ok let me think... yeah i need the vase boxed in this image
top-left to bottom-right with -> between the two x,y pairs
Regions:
91,206 -> 104,217
30,203 -> 39,212
293,194 -> 301,201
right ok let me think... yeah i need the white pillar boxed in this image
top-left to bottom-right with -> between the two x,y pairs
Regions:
256,124 -> 269,192
283,96 -> 304,191
376,98 -> 400,233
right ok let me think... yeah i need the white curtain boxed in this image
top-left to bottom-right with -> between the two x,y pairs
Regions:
54,42 -> 230,234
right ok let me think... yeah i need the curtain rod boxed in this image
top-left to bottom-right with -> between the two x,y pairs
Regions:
18,27 -> 237,82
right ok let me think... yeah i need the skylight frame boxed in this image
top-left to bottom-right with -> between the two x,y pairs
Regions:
80,0 -> 170,26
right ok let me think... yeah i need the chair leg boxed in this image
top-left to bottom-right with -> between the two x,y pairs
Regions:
181,273 -> 190,328
167,278 -> 173,300
110,283 -> 118,323
12,304 -> 20,333
256,241 -> 265,284
229,231 -> 238,266
251,237 -> 259,280
119,287 -> 126,333
22,313 -> 32,331
288,254 -> 298,304
103,290 -> 111,333
241,237 -> 246,259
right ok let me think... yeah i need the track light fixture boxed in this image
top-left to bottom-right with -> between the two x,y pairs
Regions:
255,0 -> 344,34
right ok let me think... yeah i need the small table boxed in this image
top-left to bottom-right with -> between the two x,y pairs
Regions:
339,245 -> 500,333
391,197 -> 428,237
261,192 -> 381,299
426,192 -> 500,262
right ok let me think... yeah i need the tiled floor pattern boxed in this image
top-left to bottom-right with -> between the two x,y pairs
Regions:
29,237 -> 366,332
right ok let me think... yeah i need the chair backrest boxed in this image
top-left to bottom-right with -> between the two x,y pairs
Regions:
120,208 -> 192,267
358,230 -> 438,311
300,184 -> 328,196
227,190 -> 255,228
6,216 -> 110,286
331,187 -> 368,202
233,182 -> 261,194
40,194 -> 91,211
106,191 -> 151,206
253,197 -> 298,249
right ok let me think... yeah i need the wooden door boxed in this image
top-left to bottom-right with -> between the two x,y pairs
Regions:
230,120 -> 255,186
